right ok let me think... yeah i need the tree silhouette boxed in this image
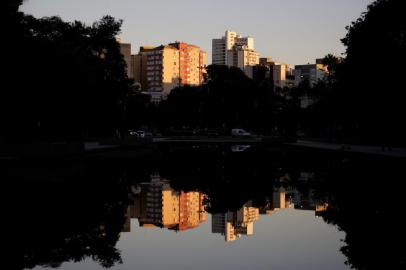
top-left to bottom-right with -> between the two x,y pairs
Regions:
1,1 -> 130,142
338,0 -> 406,145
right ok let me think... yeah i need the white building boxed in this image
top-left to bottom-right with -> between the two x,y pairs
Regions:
212,30 -> 256,67
226,45 -> 259,78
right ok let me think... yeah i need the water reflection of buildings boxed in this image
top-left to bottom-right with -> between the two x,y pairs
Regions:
211,188 -> 289,242
212,201 -> 260,242
212,186 -> 329,242
123,173 -> 329,241
123,174 -> 206,232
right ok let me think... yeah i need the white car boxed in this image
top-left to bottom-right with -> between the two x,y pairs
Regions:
128,130 -> 145,137
231,129 -> 251,137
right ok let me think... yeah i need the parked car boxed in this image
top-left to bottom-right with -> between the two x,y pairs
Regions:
128,130 -> 138,136
128,130 -> 152,138
231,128 -> 251,137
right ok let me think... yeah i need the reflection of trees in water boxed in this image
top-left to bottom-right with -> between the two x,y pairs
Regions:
9,146 -> 406,269
159,146 -> 406,268
319,162 -> 406,270
10,160 -> 132,270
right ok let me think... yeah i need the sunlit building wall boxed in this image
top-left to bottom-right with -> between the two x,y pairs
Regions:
136,175 -> 207,231
225,222 -> 237,242
212,30 -> 255,66
162,187 -> 180,228
146,45 -> 180,94
236,205 -> 260,225
178,191 -> 201,230
169,42 -> 207,86
135,42 -> 207,95
226,45 -> 260,79
273,63 -> 295,88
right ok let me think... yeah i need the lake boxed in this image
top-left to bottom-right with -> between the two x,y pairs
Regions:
7,144 -> 405,270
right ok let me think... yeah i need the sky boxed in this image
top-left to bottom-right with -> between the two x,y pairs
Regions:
21,0 -> 374,65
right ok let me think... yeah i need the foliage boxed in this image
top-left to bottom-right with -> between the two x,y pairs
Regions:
299,0 -> 406,145
338,0 -> 406,144
1,1 -> 130,142
158,65 -> 283,134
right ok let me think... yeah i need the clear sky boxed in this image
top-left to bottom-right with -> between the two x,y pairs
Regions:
21,0 -> 374,65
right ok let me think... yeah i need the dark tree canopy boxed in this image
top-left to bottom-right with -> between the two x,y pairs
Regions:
1,1 -> 130,142
301,0 -> 406,145
339,0 -> 406,144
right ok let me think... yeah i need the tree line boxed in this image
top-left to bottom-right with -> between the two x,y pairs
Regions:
1,0 -> 405,146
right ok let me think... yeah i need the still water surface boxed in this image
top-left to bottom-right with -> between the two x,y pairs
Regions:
8,145 -> 405,270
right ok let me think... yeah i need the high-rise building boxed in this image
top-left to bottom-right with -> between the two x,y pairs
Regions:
169,42 -> 207,86
212,30 -> 258,78
212,30 -> 239,65
132,42 -> 206,97
132,46 -> 155,89
144,45 -> 180,94
226,45 -> 260,78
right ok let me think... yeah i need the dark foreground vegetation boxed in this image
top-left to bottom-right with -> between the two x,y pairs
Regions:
1,0 -> 406,146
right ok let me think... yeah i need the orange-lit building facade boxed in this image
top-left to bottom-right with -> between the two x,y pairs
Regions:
125,175 -> 206,232
133,42 -> 207,95
169,42 -> 207,87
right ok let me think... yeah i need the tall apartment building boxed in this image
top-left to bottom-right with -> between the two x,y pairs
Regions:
212,30 -> 255,65
144,45 -> 180,94
212,30 -> 259,78
131,46 -> 155,89
169,42 -> 207,86
132,42 -> 206,97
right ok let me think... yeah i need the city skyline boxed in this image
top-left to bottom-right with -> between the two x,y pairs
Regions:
21,0 -> 374,65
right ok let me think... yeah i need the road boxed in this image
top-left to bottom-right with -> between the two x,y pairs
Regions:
286,140 -> 406,158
